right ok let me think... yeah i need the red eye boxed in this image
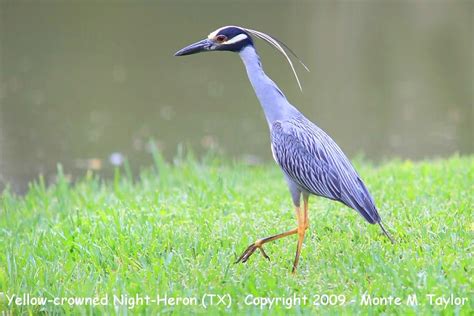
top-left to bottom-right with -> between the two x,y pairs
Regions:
215,35 -> 227,43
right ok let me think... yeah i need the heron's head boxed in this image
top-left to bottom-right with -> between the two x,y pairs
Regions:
174,26 -> 253,56
174,25 -> 310,90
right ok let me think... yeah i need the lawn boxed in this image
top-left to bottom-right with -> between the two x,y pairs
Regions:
0,151 -> 472,315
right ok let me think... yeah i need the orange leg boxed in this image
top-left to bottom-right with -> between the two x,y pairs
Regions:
292,195 -> 309,273
304,195 -> 309,230
236,200 -> 310,272
235,226 -> 298,264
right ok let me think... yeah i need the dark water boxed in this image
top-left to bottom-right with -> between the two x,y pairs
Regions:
0,0 -> 472,193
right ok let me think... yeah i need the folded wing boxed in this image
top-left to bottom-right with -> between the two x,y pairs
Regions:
271,117 -> 381,224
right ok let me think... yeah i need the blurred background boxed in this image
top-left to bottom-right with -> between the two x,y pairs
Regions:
0,0 -> 472,193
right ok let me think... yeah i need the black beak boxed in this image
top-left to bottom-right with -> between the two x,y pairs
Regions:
174,39 -> 214,56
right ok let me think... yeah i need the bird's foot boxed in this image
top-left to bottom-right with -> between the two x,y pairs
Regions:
235,239 -> 270,264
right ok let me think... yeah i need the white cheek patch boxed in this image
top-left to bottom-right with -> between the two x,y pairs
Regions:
223,33 -> 248,45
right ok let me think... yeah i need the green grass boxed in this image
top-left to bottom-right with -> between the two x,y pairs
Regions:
0,152 -> 473,315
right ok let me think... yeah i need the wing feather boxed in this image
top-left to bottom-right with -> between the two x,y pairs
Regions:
271,117 -> 381,223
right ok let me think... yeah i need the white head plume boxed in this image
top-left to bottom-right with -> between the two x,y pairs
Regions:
242,27 -> 310,91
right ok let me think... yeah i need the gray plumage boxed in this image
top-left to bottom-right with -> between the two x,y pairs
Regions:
271,115 -> 380,224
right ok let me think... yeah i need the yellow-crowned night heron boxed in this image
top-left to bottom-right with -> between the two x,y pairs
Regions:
175,25 -> 394,273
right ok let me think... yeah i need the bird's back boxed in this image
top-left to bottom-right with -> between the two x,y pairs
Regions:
271,115 -> 381,224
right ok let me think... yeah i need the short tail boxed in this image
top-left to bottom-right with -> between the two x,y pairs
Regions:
378,221 -> 395,244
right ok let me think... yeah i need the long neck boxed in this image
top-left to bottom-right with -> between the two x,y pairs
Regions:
239,46 -> 300,127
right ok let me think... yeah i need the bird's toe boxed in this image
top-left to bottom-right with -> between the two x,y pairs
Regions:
258,247 -> 271,261
235,242 -> 271,264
